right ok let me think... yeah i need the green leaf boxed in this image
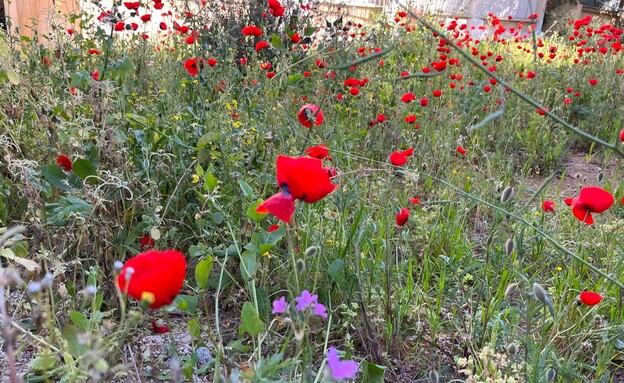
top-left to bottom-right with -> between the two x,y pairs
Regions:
227,339 -> 251,353
328,259 -> 345,284
271,34 -> 283,49
287,73 -> 304,85
204,172 -> 218,192
394,71 -> 443,80
72,159 -> 97,183
197,132 -> 222,148
241,301 -> 264,337
69,311 -> 90,331
244,225 -> 285,255
41,164 -> 72,191
239,250 -> 257,281
194,256 -> 214,289
238,181 -> 253,199
63,325 -> 87,358
304,26 -> 316,36
188,318 -> 201,339
361,361 -> 386,383
7,69 -> 20,85
124,113 -> 148,127
171,295 -> 199,315
29,350 -> 58,371
247,199 -> 268,222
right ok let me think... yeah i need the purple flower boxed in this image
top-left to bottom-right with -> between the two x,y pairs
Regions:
295,290 -> 318,312
327,347 -> 358,381
271,296 -> 288,314
313,303 -> 328,319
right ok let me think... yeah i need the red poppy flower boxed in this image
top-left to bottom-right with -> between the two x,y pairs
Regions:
537,108 -> 549,115
376,114 -> 387,123
140,234 -> 155,251
305,143 -> 330,159
114,21 -> 125,31
270,7 -> 284,17
255,41 -> 270,51
242,25 -> 263,37
396,208 -> 410,226
579,291 -> 603,305
124,1 -> 140,9
404,115 -> 416,124
589,78 -> 598,86
67,29 -> 74,35
401,92 -> 416,103
420,97 -> 429,106
268,0 -> 282,10
297,104 -> 324,128
542,200 -> 555,212
290,33 -> 300,43
91,71 -> 99,81
564,186 -> 614,224
154,2 -> 164,9
266,72 -> 276,79
389,148 -> 414,166
56,154 -> 72,172
141,14 -> 152,22
207,58 -> 217,67
620,128 -> 624,142
256,156 -> 338,223
432,89 -> 442,97
397,11 -> 406,17
151,321 -> 170,334
159,22 -> 167,30
130,23 -> 139,30
349,87 -> 359,96
88,49 -> 102,55
184,58 -> 201,76
456,146 -> 467,155
410,198 -> 420,204
116,250 -> 187,309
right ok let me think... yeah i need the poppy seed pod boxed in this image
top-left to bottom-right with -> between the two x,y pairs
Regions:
500,186 -> 514,203
532,283 -> 548,304
506,343 -> 519,356
296,259 -> 306,274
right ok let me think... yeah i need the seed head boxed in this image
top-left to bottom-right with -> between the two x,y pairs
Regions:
500,186 -> 514,203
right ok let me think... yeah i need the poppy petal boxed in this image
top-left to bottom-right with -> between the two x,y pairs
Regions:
276,155 -> 338,203
572,204 -> 593,224
256,192 -> 295,223
578,186 -> 614,213
579,291 -> 603,305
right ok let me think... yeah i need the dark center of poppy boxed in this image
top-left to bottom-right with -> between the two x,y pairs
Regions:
279,182 -> 291,196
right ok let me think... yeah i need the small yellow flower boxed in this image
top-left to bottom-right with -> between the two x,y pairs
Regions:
452,170 -> 458,175
191,174 -> 200,183
556,266 -> 562,272
466,176 -> 471,180
262,251 -> 272,259
232,121 -> 243,128
231,99 -> 238,108
535,211 -> 541,216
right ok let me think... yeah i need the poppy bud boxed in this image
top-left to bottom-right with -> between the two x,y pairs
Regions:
296,259 -> 306,274
506,343 -> 519,356
304,246 -> 320,257
546,368 -> 557,382
504,237 -> 515,257
504,282 -> 519,301
428,369 -> 439,383
500,186 -> 514,203
532,283 -> 548,304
